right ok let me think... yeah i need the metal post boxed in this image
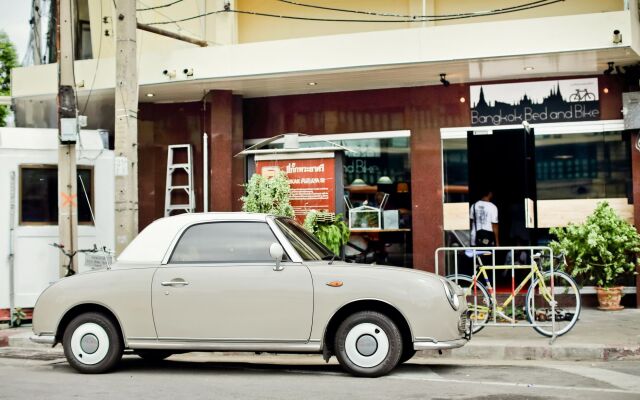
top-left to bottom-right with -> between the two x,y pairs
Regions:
57,0 -> 78,277
8,172 -> 16,326
203,132 -> 209,212
114,0 -> 139,255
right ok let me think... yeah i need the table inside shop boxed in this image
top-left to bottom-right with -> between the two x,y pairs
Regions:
348,228 -> 411,267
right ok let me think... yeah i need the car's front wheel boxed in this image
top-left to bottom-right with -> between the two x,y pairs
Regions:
334,311 -> 402,377
62,312 -> 123,373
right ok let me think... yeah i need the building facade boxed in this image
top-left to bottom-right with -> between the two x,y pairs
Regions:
10,0 -> 640,304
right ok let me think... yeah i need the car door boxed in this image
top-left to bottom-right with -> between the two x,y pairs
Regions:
151,220 -> 313,342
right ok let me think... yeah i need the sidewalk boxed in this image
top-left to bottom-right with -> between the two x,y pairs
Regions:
2,308 -> 639,362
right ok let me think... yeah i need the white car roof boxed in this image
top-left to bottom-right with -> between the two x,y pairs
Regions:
117,212 -> 272,263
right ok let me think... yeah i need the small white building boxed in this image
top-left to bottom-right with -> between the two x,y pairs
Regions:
0,128 -> 114,319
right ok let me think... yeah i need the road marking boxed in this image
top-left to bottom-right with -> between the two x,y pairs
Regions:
385,373 -> 638,395
548,364 -> 640,393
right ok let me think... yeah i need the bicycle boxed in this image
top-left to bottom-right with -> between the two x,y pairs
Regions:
447,249 -> 581,337
568,88 -> 596,102
50,243 -> 107,277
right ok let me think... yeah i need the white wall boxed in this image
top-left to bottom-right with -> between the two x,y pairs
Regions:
0,129 -> 115,309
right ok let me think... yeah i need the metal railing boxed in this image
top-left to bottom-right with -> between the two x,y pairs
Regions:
435,246 -> 558,343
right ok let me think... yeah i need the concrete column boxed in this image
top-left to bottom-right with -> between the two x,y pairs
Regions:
208,90 -> 234,211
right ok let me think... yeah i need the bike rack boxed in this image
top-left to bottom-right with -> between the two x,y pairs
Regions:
435,246 -> 557,344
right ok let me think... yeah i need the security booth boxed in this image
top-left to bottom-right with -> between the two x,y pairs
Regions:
0,128 -> 115,323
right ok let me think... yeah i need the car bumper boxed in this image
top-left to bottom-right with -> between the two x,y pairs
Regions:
30,333 -> 56,346
413,338 -> 468,351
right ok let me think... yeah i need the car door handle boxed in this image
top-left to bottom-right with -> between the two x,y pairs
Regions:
161,280 -> 189,287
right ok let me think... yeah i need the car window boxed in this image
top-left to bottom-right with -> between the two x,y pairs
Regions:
169,222 -> 286,264
274,217 -> 334,261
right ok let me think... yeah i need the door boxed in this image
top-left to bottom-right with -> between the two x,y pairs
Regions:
151,221 -> 313,341
467,128 -> 537,246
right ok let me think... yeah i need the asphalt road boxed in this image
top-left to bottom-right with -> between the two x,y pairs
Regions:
1,349 -> 639,400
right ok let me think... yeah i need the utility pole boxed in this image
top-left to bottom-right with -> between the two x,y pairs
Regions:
114,0 -> 138,255
57,0 -> 78,277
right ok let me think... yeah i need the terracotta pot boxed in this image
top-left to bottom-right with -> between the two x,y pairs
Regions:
595,286 -> 624,311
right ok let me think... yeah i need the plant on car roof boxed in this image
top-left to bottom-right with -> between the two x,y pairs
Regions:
241,171 -> 295,218
549,201 -> 640,288
304,211 -> 350,256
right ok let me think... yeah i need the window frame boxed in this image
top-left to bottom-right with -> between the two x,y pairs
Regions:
19,164 -> 95,226
166,220 -> 293,265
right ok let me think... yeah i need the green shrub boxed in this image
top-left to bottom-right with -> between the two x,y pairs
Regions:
303,211 -> 350,255
241,171 -> 295,218
549,201 -> 640,288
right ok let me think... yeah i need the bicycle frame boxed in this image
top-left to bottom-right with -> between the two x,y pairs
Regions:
471,262 -> 552,323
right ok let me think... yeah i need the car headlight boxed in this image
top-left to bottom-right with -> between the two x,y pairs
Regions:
441,278 -> 460,311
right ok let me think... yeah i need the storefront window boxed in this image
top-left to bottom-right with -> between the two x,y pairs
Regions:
535,131 -> 631,200
247,133 -> 412,267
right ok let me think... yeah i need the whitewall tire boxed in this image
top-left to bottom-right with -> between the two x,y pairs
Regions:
334,311 -> 402,377
63,312 -> 123,373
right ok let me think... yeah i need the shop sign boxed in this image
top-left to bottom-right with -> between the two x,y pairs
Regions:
256,157 -> 335,223
470,78 -> 600,126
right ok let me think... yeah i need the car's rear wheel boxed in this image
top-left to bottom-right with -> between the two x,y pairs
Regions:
334,311 -> 402,377
399,348 -> 417,364
134,350 -> 173,361
62,312 -> 123,373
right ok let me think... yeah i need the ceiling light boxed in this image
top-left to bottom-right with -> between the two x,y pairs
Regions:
603,88 -> 609,94
459,97 -> 466,103
146,93 -> 155,97
524,66 -> 535,71
307,82 -> 317,86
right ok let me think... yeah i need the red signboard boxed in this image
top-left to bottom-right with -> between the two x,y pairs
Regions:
256,157 -> 335,223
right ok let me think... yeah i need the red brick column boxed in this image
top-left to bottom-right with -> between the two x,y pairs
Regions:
208,90 -> 234,211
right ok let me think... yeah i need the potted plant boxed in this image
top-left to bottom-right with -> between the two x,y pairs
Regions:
303,211 -> 350,256
550,201 -> 640,310
240,171 -> 295,217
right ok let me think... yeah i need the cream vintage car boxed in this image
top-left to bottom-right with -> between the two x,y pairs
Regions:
32,213 -> 470,377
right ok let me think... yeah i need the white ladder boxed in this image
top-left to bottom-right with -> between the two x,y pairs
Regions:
164,144 -> 195,217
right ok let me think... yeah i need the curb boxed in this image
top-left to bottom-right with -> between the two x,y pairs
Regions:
3,333 -> 640,362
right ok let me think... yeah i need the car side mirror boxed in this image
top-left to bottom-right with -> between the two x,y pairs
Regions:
270,243 -> 284,271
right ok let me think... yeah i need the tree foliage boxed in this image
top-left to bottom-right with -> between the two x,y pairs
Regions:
549,201 -> 640,287
0,31 -> 18,127
241,171 -> 295,217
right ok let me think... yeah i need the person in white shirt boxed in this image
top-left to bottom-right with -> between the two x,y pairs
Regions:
470,190 -> 499,247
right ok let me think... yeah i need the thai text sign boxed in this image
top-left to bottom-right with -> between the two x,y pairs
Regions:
256,157 -> 335,222
470,78 -> 600,126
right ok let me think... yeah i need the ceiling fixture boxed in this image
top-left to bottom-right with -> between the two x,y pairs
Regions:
307,82 -> 318,86
146,93 -> 155,97
459,97 -> 466,103
604,62 -> 615,75
439,73 -> 450,87
524,66 -> 535,71
603,88 -> 609,94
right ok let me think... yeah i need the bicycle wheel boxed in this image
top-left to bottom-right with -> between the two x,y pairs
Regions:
446,275 -> 492,334
525,271 -> 581,337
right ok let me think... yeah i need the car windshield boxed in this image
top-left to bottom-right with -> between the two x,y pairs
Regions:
274,217 -> 335,261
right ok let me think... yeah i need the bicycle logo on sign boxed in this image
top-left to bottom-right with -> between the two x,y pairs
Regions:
568,88 -> 596,102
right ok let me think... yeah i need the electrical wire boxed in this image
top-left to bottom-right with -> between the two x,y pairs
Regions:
276,0 -> 562,20
137,0 -> 183,12
147,1 -> 563,25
